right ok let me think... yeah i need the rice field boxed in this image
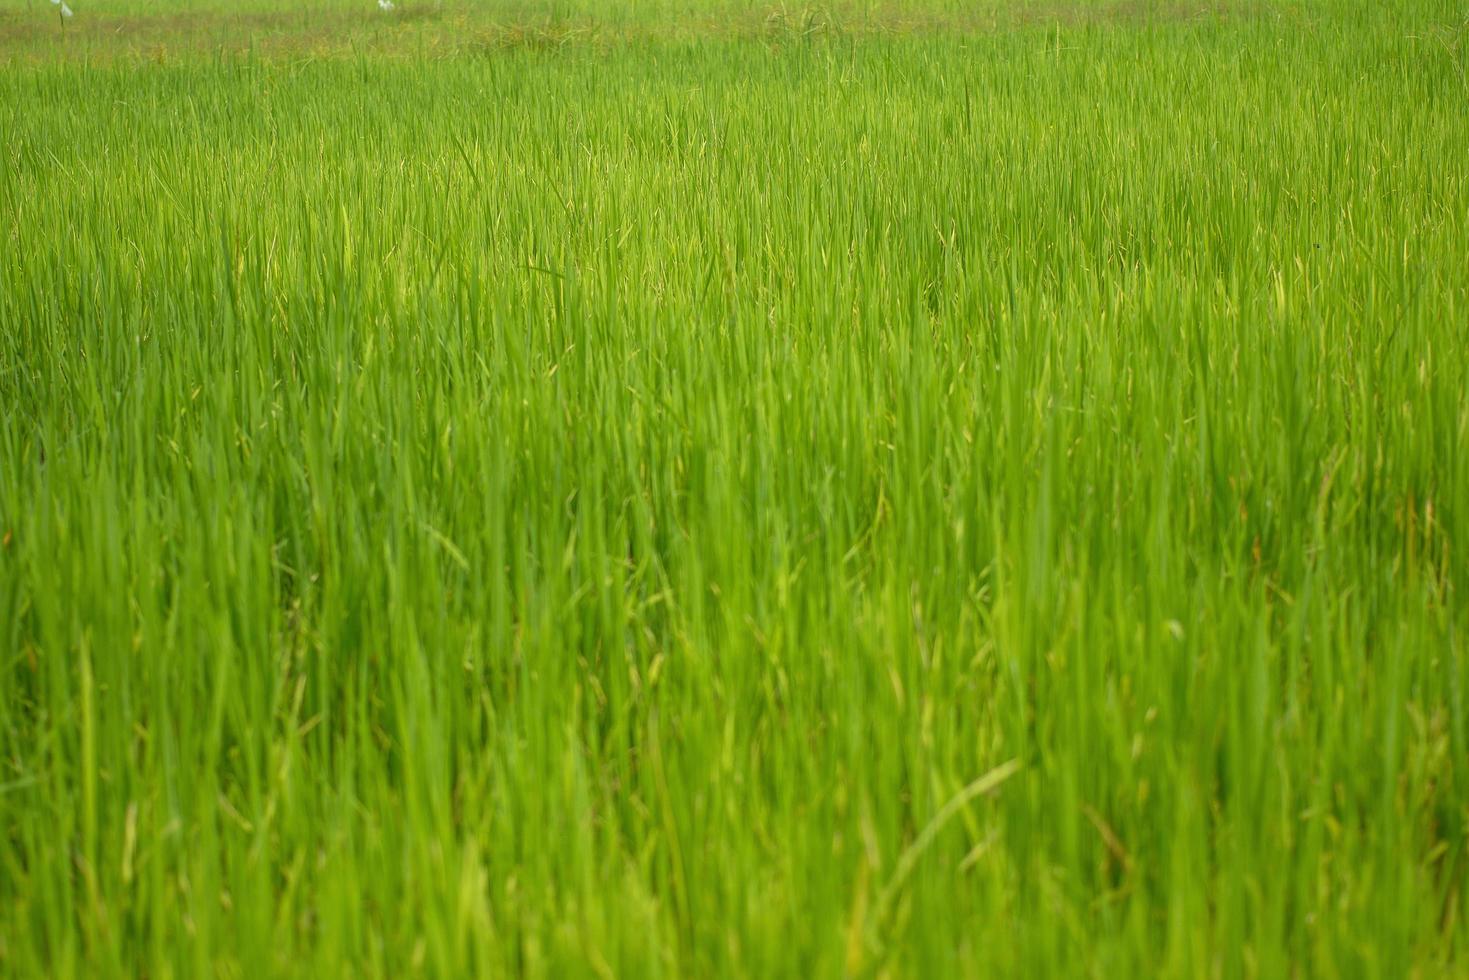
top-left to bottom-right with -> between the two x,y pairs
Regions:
2,0 -> 1468,975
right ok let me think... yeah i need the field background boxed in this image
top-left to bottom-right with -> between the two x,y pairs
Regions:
0,0 -> 1447,56
3,0 -> 1469,976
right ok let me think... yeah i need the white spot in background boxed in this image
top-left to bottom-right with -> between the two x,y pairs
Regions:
60,2 -> 73,15
378,0 -> 394,9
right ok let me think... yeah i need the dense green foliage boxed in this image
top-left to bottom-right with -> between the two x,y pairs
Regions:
3,1 -> 1468,975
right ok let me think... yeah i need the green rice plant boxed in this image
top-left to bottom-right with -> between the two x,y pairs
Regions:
1,0 -> 1467,976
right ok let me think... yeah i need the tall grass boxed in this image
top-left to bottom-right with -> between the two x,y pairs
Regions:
2,1 -> 1468,975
